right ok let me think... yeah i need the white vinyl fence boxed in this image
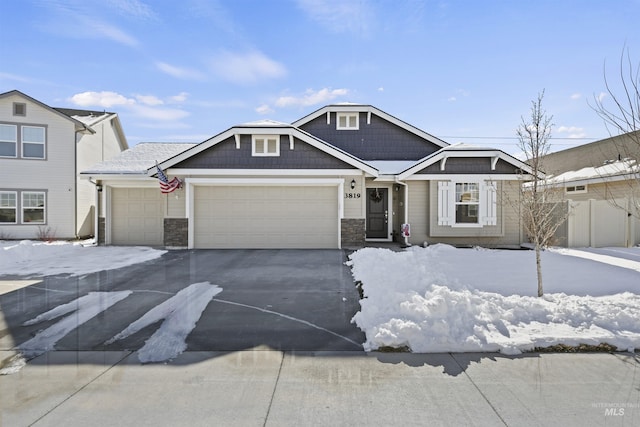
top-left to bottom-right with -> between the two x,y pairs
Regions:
559,198 -> 639,248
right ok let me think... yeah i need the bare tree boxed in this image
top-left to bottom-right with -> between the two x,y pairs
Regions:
517,90 -> 566,297
590,47 -> 640,219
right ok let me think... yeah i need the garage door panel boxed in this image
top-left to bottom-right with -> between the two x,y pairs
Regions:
112,188 -> 164,246
194,185 -> 338,249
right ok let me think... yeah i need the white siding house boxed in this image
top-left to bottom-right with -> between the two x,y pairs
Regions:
0,90 -> 127,240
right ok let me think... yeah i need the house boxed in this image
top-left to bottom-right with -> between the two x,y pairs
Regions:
82,104 -> 535,249
0,90 -> 128,240
541,131 -> 640,247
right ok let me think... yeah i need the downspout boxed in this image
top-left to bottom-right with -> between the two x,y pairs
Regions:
395,178 -> 411,247
74,130 -> 80,240
89,178 -> 101,245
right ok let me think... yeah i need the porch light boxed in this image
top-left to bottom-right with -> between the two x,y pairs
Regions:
350,179 -> 356,189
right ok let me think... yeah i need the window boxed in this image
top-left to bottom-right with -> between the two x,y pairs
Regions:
13,102 -> 26,116
438,180 -> 497,227
566,185 -> 587,194
22,192 -> 45,223
455,182 -> 479,224
337,113 -> 359,130
0,123 -> 46,159
0,192 -> 17,223
22,126 -> 46,159
0,124 -> 17,157
252,135 -> 280,156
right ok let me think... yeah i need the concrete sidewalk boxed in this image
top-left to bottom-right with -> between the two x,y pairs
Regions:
1,349 -> 638,426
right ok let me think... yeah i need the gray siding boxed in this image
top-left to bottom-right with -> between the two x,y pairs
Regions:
417,158 -> 524,175
299,112 -> 441,160
174,135 -> 355,169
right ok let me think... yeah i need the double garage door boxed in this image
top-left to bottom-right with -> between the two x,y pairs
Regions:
110,185 -> 340,248
193,185 -> 339,249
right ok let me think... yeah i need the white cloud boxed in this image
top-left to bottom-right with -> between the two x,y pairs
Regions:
168,92 -> 189,103
597,92 -> 608,102
378,87 -> 384,92
210,50 -> 287,84
69,90 -> 189,122
155,62 -> 205,80
135,94 -> 164,106
255,104 -> 274,115
70,91 -> 136,108
275,88 -> 349,108
570,93 -> 581,100
448,97 -> 457,102
296,0 -> 374,36
106,0 -> 158,21
557,125 -> 586,139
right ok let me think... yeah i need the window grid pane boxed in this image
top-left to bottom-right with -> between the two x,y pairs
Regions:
0,192 -> 17,223
22,192 -> 45,224
0,124 -> 17,141
22,126 -> 45,143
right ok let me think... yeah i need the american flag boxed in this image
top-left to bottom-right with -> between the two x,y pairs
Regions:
156,161 -> 182,194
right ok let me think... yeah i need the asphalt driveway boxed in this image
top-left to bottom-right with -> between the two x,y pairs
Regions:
0,250 -> 365,360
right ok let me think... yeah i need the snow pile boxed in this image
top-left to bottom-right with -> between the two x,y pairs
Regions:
349,245 -> 640,354
0,240 -> 166,277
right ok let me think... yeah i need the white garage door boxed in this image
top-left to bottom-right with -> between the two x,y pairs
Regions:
193,186 -> 339,249
111,188 -> 164,246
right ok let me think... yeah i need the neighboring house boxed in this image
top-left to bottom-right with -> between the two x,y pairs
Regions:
82,104 -> 535,249
541,131 -> 640,247
0,90 -> 128,240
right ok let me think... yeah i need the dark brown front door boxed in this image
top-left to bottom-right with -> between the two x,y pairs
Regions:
366,188 -> 388,239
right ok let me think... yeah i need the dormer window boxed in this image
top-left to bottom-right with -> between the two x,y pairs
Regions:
337,113 -> 359,130
252,135 -> 280,156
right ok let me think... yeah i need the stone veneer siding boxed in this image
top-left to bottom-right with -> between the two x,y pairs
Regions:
164,218 -> 188,247
341,218 -> 365,248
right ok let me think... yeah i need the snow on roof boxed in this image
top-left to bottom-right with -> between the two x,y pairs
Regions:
547,159 -> 639,184
71,113 -> 112,127
237,119 -> 290,127
366,160 -> 417,175
82,142 -> 196,174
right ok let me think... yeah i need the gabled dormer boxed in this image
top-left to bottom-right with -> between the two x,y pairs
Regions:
292,104 -> 448,161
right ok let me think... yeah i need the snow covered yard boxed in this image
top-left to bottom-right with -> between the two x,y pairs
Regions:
348,244 -> 640,355
0,239 -> 166,278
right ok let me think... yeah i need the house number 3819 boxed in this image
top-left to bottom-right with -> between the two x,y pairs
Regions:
344,193 -> 361,199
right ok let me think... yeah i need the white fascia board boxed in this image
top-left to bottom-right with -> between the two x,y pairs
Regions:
405,174 -> 530,181
185,177 -> 344,186
101,178 -> 159,188
81,173 -> 150,180
398,151 -> 536,180
167,168 -> 364,176
154,128 -> 237,173
293,105 -> 448,149
154,126 -> 378,177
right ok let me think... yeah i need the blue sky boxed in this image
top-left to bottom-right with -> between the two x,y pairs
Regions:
1,0 -> 639,154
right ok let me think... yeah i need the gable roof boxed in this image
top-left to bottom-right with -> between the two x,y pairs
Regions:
397,143 -> 538,179
0,90 -> 94,134
292,104 -> 449,150
153,121 -> 379,177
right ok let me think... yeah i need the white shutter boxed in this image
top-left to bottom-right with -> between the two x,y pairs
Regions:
481,181 -> 497,226
437,181 -> 454,226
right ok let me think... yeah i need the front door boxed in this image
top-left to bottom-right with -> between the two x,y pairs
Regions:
366,188 -> 389,239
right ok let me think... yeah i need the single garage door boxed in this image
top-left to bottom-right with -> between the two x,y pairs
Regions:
194,186 -> 339,249
111,187 -> 164,246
